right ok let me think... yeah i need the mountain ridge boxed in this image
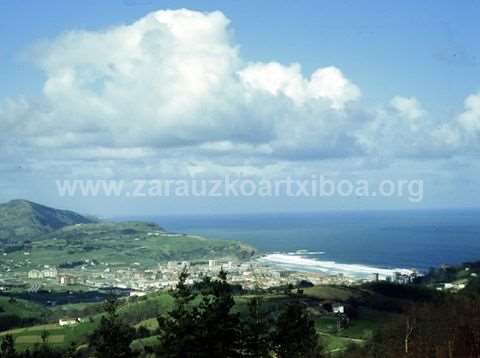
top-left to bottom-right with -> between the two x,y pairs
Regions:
0,199 -> 256,262
0,199 -> 98,241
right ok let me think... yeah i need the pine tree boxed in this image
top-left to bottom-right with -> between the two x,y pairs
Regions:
89,295 -> 137,358
0,335 -> 17,358
195,269 -> 241,358
157,267 -> 200,358
241,296 -> 272,358
272,303 -> 322,358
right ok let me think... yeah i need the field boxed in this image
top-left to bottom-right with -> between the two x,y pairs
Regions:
0,284 -> 406,354
0,320 -> 97,351
0,296 -> 48,319
304,285 -> 362,301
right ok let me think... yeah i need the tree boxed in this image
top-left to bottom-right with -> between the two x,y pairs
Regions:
63,342 -> 80,358
272,303 -> 322,358
40,331 -> 49,346
157,267 -> 200,357
157,268 -> 242,358
0,335 -> 17,358
194,269 -> 241,358
241,296 -> 272,358
89,295 -> 137,358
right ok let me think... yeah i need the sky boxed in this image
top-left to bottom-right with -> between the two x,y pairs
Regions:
0,1 -> 479,215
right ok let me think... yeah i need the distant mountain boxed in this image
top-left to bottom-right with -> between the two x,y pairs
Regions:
0,200 -> 97,241
0,200 -> 256,262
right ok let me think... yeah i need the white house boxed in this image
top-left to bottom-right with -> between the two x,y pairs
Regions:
332,303 -> 345,314
59,318 -> 81,326
129,291 -> 147,297
42,267 -> 58,278
28,270 -> 43,279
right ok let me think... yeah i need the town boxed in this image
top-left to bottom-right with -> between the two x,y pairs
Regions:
0,255 -> 422,296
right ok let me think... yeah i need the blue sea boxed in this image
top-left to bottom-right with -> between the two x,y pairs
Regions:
123,209 -> 480,275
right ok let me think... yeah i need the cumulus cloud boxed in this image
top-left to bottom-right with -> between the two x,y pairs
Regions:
239,62 -> 360,109
0,9 -> 367,164
0,8 -> 478,185
390,96 -> 426,123
457,93 -> 480,137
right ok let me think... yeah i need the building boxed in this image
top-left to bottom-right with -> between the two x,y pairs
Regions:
58,274 -> 76,286
129,291 -> 147,297
42,267 -> 58,278
208,260 -> 217,269
28,270 -> 43,279
332,303 -> 345,314
59,318 -> 81,326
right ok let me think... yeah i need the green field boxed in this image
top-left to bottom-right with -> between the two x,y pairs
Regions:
303,285 -> 361,301
3,222 -> 255,270
0,296 -> 48,319
0,320 -> 98,351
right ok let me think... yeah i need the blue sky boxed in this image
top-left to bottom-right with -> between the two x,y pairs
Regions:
0,1 -> 479,215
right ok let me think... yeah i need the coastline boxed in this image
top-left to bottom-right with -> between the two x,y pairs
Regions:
257,251 -> 415,280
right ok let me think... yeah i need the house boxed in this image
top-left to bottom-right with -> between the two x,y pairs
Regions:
59,318 -> 82,326
129,291 -> 147,297
28,270 -> 43,279
58,274 -> 76,286
332,303 -> 345,314
42,267 -> 58,278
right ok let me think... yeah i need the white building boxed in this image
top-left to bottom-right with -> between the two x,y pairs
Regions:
130,291 -> 147,297
28,270 -> 43,279
332,304 -> 345,314
59,318 -> 81,326
42,267 -> 58,278
58,274 -> 76,286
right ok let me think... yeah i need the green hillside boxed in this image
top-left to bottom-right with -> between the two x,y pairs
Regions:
0,200 -> 256,265
6,221 -> 255,267
0,200 -> 97,242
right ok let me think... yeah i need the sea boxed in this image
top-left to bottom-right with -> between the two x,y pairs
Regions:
122,209 -> 480,279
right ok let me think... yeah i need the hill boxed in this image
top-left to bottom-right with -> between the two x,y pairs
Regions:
0,200 -> 97,242
21,221 -> 255,265
0,200 -> 256,266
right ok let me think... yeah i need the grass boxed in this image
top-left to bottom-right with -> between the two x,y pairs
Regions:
16,335 -> 64,344
135,318 -> 158,330
320,332 -> 364,355
0,296 -> 48,318
3,221 -> 255,270
120,293 -> 174,324
304,286 -> 360,301
340,308 -> 393,340
0,319 -> 98,351
131,335 -> 159,357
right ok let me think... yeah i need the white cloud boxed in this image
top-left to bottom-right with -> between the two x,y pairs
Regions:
390,96 -> 426,123
239,63 -> 360,109
0,8 -> 479,188
457,93 -> 480,136
0,9 -> 368,167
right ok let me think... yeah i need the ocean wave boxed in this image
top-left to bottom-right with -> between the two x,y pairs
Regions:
258,253 -> 412,279
286,250 -> 325,255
